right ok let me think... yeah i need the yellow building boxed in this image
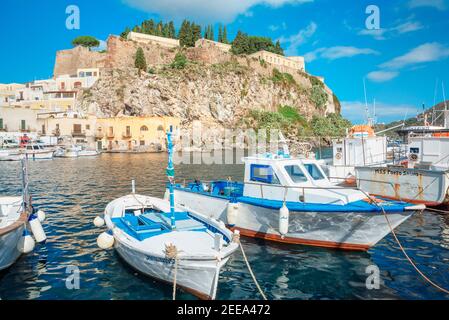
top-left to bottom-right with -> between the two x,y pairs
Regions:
96,116 -> 180,152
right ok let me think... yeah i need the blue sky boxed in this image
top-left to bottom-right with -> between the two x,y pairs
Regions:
1,0 -> 448,124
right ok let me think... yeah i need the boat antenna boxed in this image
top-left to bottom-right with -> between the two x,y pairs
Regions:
443,81 -> 448,129
363,78 -> 371,125
373,98 -> 377,126
432,78 -> 438,125
166,126 -> 176,230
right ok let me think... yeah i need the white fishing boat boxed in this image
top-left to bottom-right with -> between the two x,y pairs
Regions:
355,102 -> 449,207
0,160 -> 47,271
166,148 -> 424,251
95,130 -> 238,299
0,138 -> 20,160
2,143 -> 54,161
77,146 -> 100,157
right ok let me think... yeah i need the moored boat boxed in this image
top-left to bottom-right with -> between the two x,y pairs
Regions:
166,151 -> 425,251
95,129 -> 238,299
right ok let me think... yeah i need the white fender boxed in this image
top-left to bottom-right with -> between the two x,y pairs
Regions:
226,202 -> 239,226
97,231 -> 114,249
279,204 -> 289,236
29,213 -> 47,243
18,230 -> 35,254
93,216 -> 105,228
36,210 -> 46,222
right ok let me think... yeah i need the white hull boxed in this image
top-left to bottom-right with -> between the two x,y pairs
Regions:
356,166 -> 449,206
114,237 -> 226,299
170,189 -> 413,250
0,223 -> 24,271
78,150 -> 99,157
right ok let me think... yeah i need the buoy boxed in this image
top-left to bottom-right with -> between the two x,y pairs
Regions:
29,213 -> 47,243
93,216 -> 105,228
97,231 -> 114,249
279,203 -> 289,236
18,229 -> 35,254
226,202 -> 239,226
37,210 -> 46,222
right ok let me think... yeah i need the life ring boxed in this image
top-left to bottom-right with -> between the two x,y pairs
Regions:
335,152 -> 342,160
409,154 -> 418,161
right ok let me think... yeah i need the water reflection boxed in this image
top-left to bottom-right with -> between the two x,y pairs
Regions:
0,154 -> 448,300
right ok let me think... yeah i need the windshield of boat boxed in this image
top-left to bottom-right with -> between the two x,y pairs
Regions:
250,164 -> 280,184
284,165 -> 308,183
303,163 -> 325,180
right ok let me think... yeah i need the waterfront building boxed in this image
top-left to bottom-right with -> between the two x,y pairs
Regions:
0,105 -> 42,133
95,116 -> 180,152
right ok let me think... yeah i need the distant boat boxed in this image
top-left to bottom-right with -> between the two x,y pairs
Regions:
1,143 -> 54,161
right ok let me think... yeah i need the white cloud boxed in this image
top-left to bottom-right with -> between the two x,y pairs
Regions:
380,42 -> 449,69
304,46 -> 379,62
341,101 -> 417,123
269,22 -> 287,32
408,0 -> 447,10
123,0 -> 314,23
358,18 -> 424,40
366,70 -> 399,82
278,22 -> 317,55
92,39 -> 107,52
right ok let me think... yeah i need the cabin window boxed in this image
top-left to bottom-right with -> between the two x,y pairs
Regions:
410,147 -> 419,154
250,164 -> 280,184
284,165 -> 308,183
303,164 -> 325,180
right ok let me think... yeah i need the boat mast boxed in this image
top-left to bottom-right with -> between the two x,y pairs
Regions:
443,82 -> 448,129
166,126 -> 176,230
21,155 -> 30,214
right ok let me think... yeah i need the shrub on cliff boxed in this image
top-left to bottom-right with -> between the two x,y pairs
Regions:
310,85 -> 328,109
72,36 -> 100,49
135,47 -> 147,75
271,68 -> 296,86
170,53 -> 188,69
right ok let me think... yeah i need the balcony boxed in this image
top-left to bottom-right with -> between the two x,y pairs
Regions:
52,129 -> 61,137
106,132 -> 115,139
122,132 -> 132,139
72,130 -> 86,138
95,131 -> 104,140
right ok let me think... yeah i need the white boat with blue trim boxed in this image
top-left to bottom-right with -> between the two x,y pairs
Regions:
96,130 -> 238,300
166,151 -> 425,251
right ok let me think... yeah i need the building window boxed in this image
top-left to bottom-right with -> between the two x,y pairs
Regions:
140,125 -> 148,132
140,140 -> 145,146
21,120 -> 26,131
74,82 -> 82,89
0,118 -> 3,130
86,124 -> 90,130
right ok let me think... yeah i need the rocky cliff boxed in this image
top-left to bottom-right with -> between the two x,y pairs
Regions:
61,36 -> 338,128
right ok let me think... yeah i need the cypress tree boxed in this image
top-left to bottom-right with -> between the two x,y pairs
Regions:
178,20 -> 191,46
223,26 -> 229,44
209,25 -> 214,41
192,24 -> 202,45
135,47 -> 147,75
156,21 -> 163,36
168,21 -> 176,38
218,25 -> 223,43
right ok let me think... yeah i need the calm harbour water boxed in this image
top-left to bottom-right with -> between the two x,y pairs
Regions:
0,153 -> 448,300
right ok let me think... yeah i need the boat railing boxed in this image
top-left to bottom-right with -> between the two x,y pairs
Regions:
178,177 -> 400,203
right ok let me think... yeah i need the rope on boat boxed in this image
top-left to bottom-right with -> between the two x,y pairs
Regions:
233,233 -> 268,300
165,243 -> 179,300
425,207 -> 449,215
365,194 -> 449,295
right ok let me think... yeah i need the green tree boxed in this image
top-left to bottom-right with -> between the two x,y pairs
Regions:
134,47 -> 147,75
72,36 -> 100,49
223,26 -> 229,44
168,21 -> 176,38
178,20 -> 191,46
120,27 -> 131,39
218,25 -> 223,42
170,52 -> 188,69
231,31 -> 250,54
209,25 -> 214,40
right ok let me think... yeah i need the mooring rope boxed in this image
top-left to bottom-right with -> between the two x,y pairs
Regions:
165,243 -> 180,300
425,207 -> 449,215
365,194 -> 449,295
233,233 -> 268,300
